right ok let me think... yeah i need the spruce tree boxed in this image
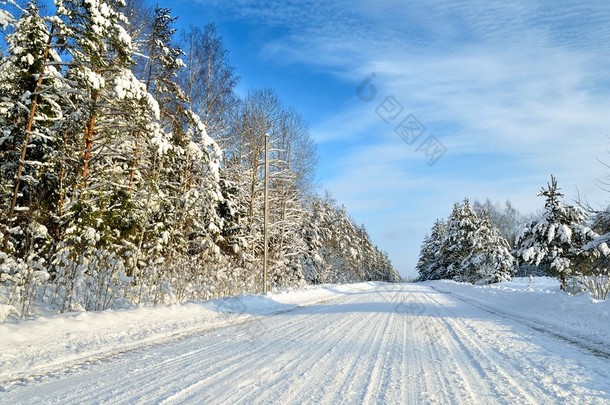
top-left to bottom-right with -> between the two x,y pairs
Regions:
416,219 -> 447,281
516,176 -> 597,290
461,211 -> 514,284
442,199 -> 479,280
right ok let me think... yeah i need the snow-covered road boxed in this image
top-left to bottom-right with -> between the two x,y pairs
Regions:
2,283 -> 609,404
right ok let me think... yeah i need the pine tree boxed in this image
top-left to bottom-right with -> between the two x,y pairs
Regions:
51,0 -> 162,311
300,197 -> 330,284
516,176 -> 597,290
0,1 -> 62,234
300,195 -> 398,284
0,2 -> 64,316
126,5 -> 201,300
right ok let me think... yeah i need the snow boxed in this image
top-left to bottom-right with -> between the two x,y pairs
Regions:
427,277 -> 610,353
0,283 -> 374,385
0,8 -> 13,29
186,141 -> 204,160
84,68 -> 105,90
21,53 -> 35,66
150,126 -> 171,155
0,304 -> 18,323
1,279 -> 609,403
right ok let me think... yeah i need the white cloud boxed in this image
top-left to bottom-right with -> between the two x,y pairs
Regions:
180,0 -> 610,276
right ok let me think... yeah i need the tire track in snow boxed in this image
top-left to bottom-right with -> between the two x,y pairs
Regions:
422,287 -> 610,403
387,285 -> 476,404
331,304 -> 391,404
159,295 -> 382,404
2,284 -> 610,404
431,285 -> 610,359
95,296 -> 360,403
420,290 -> 549,403
255,294 -> 396,404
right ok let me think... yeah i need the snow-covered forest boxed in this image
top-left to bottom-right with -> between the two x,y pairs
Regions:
0,0 -> 399,320
417,176 -> 610,300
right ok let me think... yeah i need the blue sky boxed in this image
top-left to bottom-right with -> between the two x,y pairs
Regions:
170,0 -> 610,278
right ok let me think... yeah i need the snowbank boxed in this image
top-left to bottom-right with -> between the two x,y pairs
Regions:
0,282 -> 378,385
427,277 -> 610,353
3,278 -> 609,389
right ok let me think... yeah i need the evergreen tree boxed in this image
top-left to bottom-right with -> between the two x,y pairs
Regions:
516,176 -> 598,290
418,200 -> 515,284
0,2 -> 63,315
300,197 -> 331,284
50,0 -> 163,310
300,195 -> 399,284
461,211 -> 514,284
442,199 -> 479,280
0,1 -> 62,237
416,219 -> 447,281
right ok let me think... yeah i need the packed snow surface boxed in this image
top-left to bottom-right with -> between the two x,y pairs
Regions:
1,278 -> 609,404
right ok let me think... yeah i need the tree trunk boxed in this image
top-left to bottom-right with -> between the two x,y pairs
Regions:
128,132 -> 139,191
8,25 -> 54,220
81,90 -> 98,188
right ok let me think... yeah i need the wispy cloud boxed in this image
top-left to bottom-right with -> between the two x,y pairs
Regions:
179,0 -> 610,275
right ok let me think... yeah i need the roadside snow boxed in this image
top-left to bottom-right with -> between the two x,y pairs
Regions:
427,277 -> 610,354
2,277 -> 610,403
0,282 -> 378,385
2,282 -> 609,404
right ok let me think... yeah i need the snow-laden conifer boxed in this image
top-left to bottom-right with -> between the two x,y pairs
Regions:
516,176 -> 600,290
